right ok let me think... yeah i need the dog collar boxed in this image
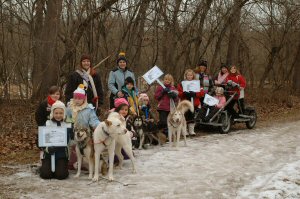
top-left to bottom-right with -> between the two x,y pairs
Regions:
169,120 -> 180,128
102,127 -> 110,137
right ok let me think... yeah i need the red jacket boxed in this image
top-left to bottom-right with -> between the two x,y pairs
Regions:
177,83 -> 204,107
154,84 -> 178,111
225,74 -> 246,99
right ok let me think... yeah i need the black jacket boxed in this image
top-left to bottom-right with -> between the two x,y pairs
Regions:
35,100 -> 51,126
65,70 -> 104,107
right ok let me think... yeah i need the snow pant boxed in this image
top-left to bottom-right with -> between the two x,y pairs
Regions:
227,99 -> 244,118
40,158 -> 69,180
157,110 -> 169,137
185,110 -> 195,124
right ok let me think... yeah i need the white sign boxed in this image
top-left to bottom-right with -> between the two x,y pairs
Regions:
203,94 -> 219,106
38,127 -> 68,147
182,80 -> 201,92
142,65 -> 164,85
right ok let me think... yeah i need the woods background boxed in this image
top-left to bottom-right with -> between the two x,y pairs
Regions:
0,0 -> 300,101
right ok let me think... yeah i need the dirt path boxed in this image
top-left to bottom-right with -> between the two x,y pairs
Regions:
0,120 -> 300,199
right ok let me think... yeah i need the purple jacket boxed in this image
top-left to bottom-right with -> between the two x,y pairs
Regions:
154,84 -> 178,111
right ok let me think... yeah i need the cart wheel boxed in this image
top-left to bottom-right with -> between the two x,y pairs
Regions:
219,113 -> 231,134
246,110 -> 257,129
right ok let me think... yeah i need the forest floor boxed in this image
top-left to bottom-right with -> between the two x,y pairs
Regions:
0,89 -> 300,198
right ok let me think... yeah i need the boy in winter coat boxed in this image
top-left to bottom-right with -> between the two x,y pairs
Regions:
177,69 -> 204,135
121,76 -> 139,115
39,100 -> 71,180
154,74 -> 178,137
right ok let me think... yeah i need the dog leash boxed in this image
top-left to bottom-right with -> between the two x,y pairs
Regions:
87,176 -> 137,186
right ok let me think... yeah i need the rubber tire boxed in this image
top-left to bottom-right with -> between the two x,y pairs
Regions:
246,110 -> 257,129
219,113 -> 231,134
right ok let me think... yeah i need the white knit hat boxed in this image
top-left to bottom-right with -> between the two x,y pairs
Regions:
50,100 -> 66,119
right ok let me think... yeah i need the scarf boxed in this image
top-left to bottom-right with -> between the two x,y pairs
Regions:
47,96 -> 56,106
69,99 -> 88,126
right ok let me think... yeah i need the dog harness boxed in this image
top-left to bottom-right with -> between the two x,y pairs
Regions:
77,138 -> 92,156
94,127 -> 111,146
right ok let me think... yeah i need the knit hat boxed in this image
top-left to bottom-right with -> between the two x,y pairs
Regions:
117,52 -> 127,64
125,76 -> 134,85
50,100 -> 66,119
138,93 -> 149,103
73,84 -> 86,99
80,54 -> 91,62
114,98 -> 129,108
197,59 -> 207,67
215,87 -> 224,95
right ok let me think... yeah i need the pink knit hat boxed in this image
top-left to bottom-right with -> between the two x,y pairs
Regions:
114,98 -> 129,108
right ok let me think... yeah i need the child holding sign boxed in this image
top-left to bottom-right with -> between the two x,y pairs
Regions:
39,100 -> 70,180
154,74 -> 178,137
177,69 -> 204,135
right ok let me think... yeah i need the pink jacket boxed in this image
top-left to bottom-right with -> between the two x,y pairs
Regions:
214,95 -> 226,109
154,84 -> 177,111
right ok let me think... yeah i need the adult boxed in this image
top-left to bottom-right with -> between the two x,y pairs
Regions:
108,52 -> 136,109
65,54 -> 104,110
214,63 -> 229,86
194,59 -> 214,104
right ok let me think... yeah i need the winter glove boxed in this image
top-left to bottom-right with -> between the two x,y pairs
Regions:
163,87 -> 170,93
92,96 -> 99,103
231,82 -> 240,88
167,91 -> 177,99
184,91 -> 190,97
189,91 -> 196,98
227,80 -> 233,85
46,147 -> 57,155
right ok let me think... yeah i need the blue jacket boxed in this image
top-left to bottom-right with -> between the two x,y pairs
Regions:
108,67 -> 136,95
66,101 -> 100,129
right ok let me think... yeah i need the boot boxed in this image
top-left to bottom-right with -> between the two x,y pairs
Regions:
188,123 -> 196,136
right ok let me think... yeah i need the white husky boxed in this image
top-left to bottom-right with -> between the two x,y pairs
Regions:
167,100 -> 194,147
92,112 -> 128,181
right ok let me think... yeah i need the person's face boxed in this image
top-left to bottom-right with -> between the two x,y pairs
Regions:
73,98 -> 85,106
81,59 -> 91,71
164,77 -> 171,85
53,108 -> 64,121
230,66 -> 237,74
119,106 -> 129,117
50,91 -> 60,101
126,83 -> 134,90
142,99 -> 149,105
199,65 -> 207,73
221,67 -> 228,74
118,60 -> 127,69
186,72 -> 194,81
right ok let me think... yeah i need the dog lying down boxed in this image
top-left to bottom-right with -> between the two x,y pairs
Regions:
167,100 -> 194,147
93,112 -> 136,181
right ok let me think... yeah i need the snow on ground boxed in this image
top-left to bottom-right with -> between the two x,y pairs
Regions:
1,121 -> 300,199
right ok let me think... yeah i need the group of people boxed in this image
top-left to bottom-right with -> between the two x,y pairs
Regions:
35,52 -> 247,180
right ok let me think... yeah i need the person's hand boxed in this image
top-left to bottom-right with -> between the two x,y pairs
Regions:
189,91 -> 196,98
231,82 -> 240,88
167,91 -> 177,99
227,80 -> 233,85
163,87 -> 170,93
46,147 -> 57,154
184,91 -> 190,97
117,91 -> 124,98
92,96 -> 99,103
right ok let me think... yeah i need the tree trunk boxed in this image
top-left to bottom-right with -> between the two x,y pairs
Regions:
292,41 -> 300,95
32,0 -> 63,100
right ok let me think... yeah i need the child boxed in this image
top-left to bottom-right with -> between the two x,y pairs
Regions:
215,63 -> 229,86
39,100 -> 70,180
199,87 -> 227,122
121,77 -> 139,115
194,60 -> 214,104
154,74 -> 178,137
177,69 -> 204,135
35,86 -> 61,126
138,93 -> 157,131
66,84 -> 100,170
225,65 -> 246,118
